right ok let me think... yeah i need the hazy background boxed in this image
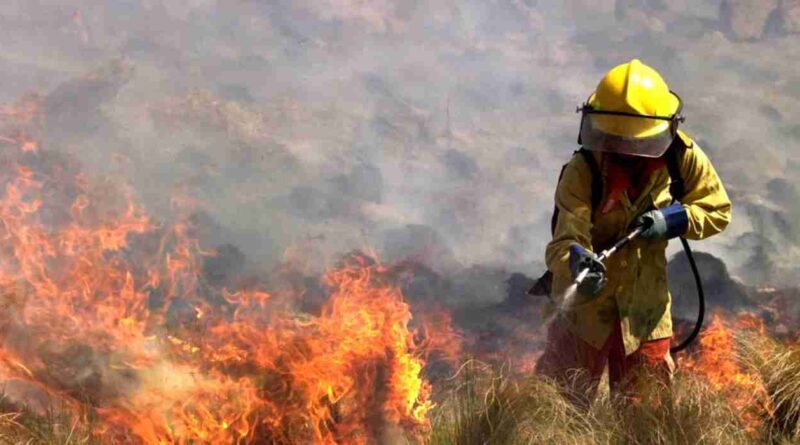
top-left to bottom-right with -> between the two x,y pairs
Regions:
1,0 -> 798,306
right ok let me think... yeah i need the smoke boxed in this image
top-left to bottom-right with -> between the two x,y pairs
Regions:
0,0 -> 798,293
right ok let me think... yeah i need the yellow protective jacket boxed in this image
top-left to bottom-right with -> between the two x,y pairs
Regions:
545,131 -> 732,355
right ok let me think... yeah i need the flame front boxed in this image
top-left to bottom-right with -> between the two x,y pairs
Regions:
3,86 -> 790,443
681,313 -> 772,433
0,111 -> 435,443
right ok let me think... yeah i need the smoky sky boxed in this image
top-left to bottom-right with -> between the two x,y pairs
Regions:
1,0 -> 798,294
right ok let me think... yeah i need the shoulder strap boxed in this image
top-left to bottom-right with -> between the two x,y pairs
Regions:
549,165 -> 568,235
578,149 -> 603,212
549,149 -> 603,235
665,140 -> 687,202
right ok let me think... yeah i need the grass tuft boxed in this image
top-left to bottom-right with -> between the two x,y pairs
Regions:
427,361 -> 753,445
740,334 -> 800,442
0,395 -> 102,444
426,360 -> 599,445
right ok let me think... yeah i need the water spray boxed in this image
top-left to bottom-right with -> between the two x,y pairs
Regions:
554,224 -> 646,319
564,221 -> 704,354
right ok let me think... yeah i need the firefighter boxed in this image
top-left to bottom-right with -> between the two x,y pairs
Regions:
535,59 -> 732,404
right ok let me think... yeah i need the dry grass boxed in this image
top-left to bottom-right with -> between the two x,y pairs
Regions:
594,376 -> 751,445
426,361 -> 752,445
426,361 -> 600,445
4,340 -> 800,444
0,397 -> 101,444
739,334 -> 800,443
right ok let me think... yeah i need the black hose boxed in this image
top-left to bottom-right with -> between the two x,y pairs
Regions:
670,237 -> 705,353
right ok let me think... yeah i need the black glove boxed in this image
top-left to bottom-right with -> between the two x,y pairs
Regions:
569,244 -> 606,297
636,203 -> 689,240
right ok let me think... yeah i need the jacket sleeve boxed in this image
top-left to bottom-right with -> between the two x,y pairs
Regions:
545,156 -> 594,281
678,139 -> 732,240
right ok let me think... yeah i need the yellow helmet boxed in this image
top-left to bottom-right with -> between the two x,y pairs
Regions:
579,59 -> 684,158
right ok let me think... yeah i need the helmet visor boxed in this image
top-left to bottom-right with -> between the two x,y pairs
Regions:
579,112 -> 676,158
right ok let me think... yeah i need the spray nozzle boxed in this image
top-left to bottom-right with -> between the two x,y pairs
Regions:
572,225 -> 646,287
637,216 -> 655,231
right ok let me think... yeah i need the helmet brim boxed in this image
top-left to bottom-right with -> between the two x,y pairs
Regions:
586,90 -> 682,138
579,113 -> 675,158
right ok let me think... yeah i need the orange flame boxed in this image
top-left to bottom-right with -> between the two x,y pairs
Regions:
681,313 -> 772,433
0,98 -> 440,443
189,254 -> 433,443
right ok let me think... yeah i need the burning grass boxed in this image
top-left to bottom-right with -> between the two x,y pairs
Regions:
0,187 -> 790,444
0,162 -> 794,443
2,339 -> 793,445
0,181 -> 793,445
0,140 -> 441,442
0,93 -> 799,444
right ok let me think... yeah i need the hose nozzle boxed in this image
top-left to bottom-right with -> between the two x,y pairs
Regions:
572,225 -> 646,286
573,267 -> 591,286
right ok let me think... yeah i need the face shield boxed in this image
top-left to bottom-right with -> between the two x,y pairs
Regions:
577,92 -> 685,158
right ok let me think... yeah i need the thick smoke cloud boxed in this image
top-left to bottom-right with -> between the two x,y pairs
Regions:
1,0 -> 799,302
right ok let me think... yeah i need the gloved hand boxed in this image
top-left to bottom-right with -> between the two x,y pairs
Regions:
636,203 -> 689,240
569,244 -> 606,297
